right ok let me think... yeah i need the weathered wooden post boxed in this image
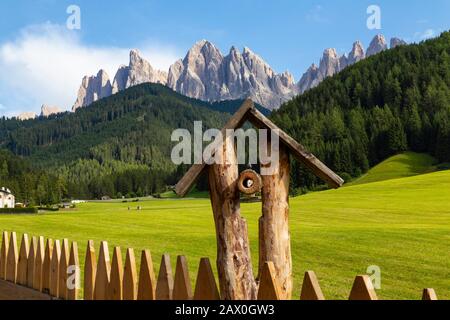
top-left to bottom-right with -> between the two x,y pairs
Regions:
259,143 -> 292,299
175,100 -> 343,300
207,132 -> 257,299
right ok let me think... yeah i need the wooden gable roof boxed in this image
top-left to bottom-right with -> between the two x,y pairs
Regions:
175,99 -> 344,196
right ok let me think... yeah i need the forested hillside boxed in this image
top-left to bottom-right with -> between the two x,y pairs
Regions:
0,84 -> 268,202
271,31 -> 450,190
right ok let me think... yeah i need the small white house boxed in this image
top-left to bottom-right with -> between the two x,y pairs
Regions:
0,187 -> 15,208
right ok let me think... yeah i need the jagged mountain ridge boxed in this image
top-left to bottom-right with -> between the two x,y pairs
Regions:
71,34 -> 406,112
17,104 -> 63,120
297,34 -> 407,94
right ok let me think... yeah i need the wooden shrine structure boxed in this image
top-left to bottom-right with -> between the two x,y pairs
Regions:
175,99 -> 344,300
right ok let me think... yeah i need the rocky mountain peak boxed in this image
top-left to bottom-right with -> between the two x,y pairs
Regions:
319,48 -> 341,78
17,112 -> 37,121
367,34 -> 388,57
40,104 -> 62,117
390,37 -> 407,48
125,49 -> 167,87
348,41 -> 365,65
167,41 -> 296,109
186,40 -> 223,65
72,69 -> 113,111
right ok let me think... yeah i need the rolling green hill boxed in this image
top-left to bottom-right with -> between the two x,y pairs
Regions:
272,31 -> 450,190
0,168 -> 449,299
349,152 -> 437,185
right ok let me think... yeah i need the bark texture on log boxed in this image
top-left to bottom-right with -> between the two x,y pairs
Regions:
259,143 -> 292,300
208,134 -> 257,300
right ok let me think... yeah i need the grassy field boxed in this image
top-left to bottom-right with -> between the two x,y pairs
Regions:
1,157 -> 449,300
349,152 -> 437,186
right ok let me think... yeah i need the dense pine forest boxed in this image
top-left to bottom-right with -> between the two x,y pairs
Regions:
1,31 -> 450,203
272,31 -> 450,190
0,85 -> 267,203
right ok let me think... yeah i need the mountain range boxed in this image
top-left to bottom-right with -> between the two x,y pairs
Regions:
16,34 -> 405,120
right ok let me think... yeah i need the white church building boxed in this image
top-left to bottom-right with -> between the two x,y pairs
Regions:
0,187 -> 15,208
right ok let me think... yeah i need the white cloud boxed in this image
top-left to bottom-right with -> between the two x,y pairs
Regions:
414,28 -> 436,40
0,23 -> 181,117
306,5 -> 329,24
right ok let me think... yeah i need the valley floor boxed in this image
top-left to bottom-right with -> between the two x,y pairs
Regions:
1,169 -> 449,299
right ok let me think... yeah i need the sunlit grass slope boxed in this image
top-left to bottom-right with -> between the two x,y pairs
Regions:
349,152 -> 437,186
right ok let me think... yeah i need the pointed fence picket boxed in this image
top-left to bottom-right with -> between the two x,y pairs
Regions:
137,249 -> 156,300
49,240 -> 61,297
33,236 -> 45,291
193,258 -> 220,300
26,236 -> 37,288
17,234 -> 29,286
300,271 -> 325,300
173,255 -> 193,300
42,238 -> 53,294
59,239 -> 70,299
108,247 -> 123,300
0,230 -> 443,301
0,231 -> 9,280
84,240 -> 96,300
6,232 -> 18,283
156,253 -> 174,300
123,248 -> 138,300
67,242 -> 80,300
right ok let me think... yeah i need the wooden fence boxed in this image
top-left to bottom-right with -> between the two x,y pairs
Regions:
0,230 -> 440,300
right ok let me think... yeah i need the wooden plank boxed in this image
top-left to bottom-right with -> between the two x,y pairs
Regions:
300,271 -> 325,300
175,99 -> 254,196
108,247 -> 123,300
422,288 -> 438,300
0,279 -> 52,300
84,240 -> 96,300
58,238 -> 70,299
0,231 -> 9,280
247,107 -> 344,189
6,232 -> 19,283
137,249 -> 156,300
26,236 -> 37,288
156,253 -> 174,300
33,236 -> 45,291
173,255 -> 193,300
42,238 -> 53,294
94,241 -> 111,300
49,239 -> 61,297
349,275 -> 378,300
17,234 -> 29,286
123,248 -> 137,300
193,258 -> 220,300
67,241 -> 80,300
257,262 -> 281,300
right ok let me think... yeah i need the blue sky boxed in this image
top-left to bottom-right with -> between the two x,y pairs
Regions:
0,0 -> 449,116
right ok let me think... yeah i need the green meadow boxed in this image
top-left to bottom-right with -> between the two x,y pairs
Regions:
349,152 -> 437,186
0,153 -> 449,300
